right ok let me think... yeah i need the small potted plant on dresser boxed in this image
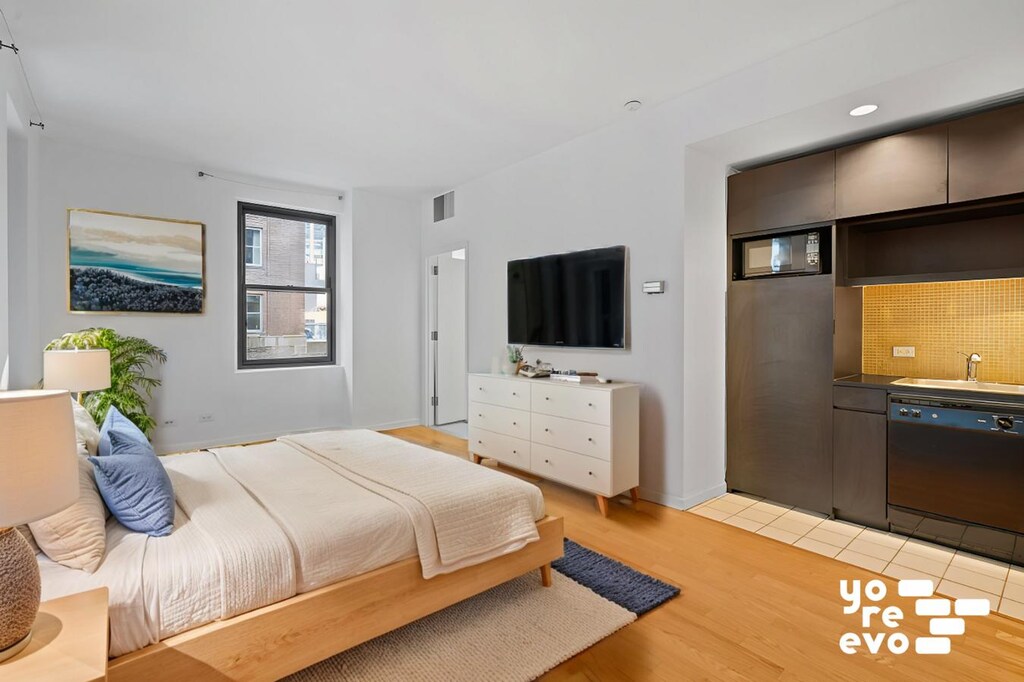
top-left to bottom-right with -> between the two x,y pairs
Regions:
502,345 -> 524,375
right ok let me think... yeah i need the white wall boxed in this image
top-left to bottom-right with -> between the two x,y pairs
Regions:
1,53 -> 42,390
35,140 -> 420,452
421,114 -> 695,507
349,188 -> 422,429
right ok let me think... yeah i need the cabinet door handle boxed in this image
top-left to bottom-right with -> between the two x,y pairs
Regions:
477,440 -> 483,444
588,471 -> 593,476
512,391 -> 517,396
587,437 -> 593,442
588,402 -> 594,407
512,450 -> 517,454
544,428 -> 549,432
545,397 -> 550,401
544,459 -> 550,464
512,421 -> 517,426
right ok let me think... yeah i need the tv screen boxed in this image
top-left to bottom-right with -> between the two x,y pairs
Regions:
507,246 -> 626,348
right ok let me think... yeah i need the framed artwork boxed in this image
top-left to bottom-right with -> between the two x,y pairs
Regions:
67,209 -> 206,314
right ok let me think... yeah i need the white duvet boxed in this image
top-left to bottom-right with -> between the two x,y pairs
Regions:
39,430 -> 545,657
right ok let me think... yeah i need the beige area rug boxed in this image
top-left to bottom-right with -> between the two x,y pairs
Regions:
285,571 -> 636,682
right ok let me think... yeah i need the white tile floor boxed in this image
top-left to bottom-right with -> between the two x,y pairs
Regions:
690,492 -> 1024,622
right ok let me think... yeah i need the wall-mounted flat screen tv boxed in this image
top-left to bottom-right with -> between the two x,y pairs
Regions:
507,245 -> 626,348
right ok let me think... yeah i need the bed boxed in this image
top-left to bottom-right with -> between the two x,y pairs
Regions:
39,429 -> 563,681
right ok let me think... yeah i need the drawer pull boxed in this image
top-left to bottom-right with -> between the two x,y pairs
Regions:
588,471 -> 593,476
512,450 -> 517,454
544,428 -> 549,432
477,440 -> 483,444
478,387 -> 483,391
512,421 -> 517,425
478,413 -> 482,417
588,402 -> 593,407
512,391 -> 517,396
545,397 -> 550,401
544,458 -> 550,464
587,437 -> 593,442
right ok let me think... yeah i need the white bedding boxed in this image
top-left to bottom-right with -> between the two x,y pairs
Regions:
281,430 -> 546,578
39,430 -> 545,657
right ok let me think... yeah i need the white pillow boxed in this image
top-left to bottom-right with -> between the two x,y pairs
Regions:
72,397 -> 101,456
28,457 -> 107,573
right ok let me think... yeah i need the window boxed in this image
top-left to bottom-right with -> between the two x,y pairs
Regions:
244,227 -> 262,266
245,294 -> 263,332
238,203 -> 335,368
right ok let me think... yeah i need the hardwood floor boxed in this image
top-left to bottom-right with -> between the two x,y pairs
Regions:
385,426 -> 1024,682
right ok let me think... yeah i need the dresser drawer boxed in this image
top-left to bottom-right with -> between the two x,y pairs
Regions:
468,428 -> 531,470
469,401 -> 530,439
531,413 -> 611,461
532,443 -> 611,495
469,375 -> 530,410
531,383 -> 611,425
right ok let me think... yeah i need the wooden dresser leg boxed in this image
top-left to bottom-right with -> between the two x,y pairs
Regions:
630,487 -> 640,504
470,453 -> 482,464
596,495 -> 609,517
540,563 -> 552,587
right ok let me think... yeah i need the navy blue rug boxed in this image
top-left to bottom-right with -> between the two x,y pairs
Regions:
552,539 -> 680,616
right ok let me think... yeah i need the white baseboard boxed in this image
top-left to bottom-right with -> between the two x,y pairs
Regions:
636,487 -> 689,510
681,481 -> 728,510
364,418 -> 422,431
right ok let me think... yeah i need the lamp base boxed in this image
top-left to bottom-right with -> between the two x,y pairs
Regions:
0,527 -> 41,663
0,632 -> 31,663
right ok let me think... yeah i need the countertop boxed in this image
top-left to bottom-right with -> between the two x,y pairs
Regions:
834,374 -> 1024,404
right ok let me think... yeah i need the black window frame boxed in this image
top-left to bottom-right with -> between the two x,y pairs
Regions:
237,202 -> 336,369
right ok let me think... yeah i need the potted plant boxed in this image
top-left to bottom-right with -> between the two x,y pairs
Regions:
45,328 -> 167,437
503,345 -> 524,375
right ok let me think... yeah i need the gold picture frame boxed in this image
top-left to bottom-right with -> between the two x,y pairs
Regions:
67,209 -> 206,315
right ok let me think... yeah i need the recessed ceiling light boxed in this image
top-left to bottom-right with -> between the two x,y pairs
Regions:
849,104 -> 878,117
624,100 -> 642,112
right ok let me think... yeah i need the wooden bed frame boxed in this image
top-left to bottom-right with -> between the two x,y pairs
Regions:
107,515 -> 563,681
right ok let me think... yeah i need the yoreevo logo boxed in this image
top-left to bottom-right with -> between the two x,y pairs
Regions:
840,578 -> 990,655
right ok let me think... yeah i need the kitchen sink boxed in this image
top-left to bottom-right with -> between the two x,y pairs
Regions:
892,377 -> 1024,396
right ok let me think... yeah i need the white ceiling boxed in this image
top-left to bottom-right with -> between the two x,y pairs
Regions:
3,0 -> 906,192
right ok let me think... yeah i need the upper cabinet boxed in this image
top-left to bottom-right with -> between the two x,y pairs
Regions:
949,102 -> 1024,203
727,150 -> 835,235
836,125 -> 948,218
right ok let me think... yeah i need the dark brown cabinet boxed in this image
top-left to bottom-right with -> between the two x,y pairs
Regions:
836,125 -> 948,218
833,405 -> 888,530
727,151 -> 835,235
726,275 -> 835,514
949,102 -> 1024,203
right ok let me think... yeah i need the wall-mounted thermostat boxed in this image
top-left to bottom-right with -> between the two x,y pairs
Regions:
643,281 -> 665,294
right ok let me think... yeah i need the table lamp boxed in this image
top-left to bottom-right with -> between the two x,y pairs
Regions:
43,349 -> 111,402
0,390 -> 79,662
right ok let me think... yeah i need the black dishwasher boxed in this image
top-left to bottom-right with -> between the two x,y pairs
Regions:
888,395 -> 1024,560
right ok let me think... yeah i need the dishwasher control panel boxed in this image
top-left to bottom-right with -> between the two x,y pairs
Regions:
889,395 -> 1023,435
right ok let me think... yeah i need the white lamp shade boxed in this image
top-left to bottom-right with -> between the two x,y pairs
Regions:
0,390 -> 79,526
43,349 -> 111,393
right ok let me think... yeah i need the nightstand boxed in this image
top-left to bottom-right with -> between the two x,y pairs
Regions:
1,588 -> 109,681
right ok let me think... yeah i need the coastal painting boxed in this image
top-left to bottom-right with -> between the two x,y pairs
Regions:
68,209 -> 205,314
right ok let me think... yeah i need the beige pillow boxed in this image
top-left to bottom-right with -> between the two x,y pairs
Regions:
28,457 -> 107,572
71,398 -> 101,456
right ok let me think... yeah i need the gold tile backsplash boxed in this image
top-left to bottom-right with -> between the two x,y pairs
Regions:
862,278 -> 1024,384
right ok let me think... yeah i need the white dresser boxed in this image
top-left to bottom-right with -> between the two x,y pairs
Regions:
467,373 -> 640,516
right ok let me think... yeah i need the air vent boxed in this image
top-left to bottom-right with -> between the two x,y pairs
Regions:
433,191 -> 454,222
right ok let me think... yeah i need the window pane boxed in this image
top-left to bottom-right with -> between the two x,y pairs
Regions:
243,289 -> 328,362
244,215 -> 325,287
244,227 -> 262,266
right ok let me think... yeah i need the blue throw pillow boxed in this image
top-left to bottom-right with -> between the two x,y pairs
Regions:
90,431 -> 175,537
98,405 -> 151,458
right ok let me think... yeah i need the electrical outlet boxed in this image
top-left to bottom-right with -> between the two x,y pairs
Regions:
162,419 -> 176,426
893,346 -> 916,358
198,414 -> 214,423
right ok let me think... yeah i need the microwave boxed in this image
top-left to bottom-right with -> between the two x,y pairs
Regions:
735,228 -> 825,280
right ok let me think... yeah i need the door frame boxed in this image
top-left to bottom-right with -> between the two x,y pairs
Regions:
423,243 -> 469,427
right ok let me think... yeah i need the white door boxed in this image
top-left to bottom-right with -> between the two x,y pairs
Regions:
433,249 -> 467,425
